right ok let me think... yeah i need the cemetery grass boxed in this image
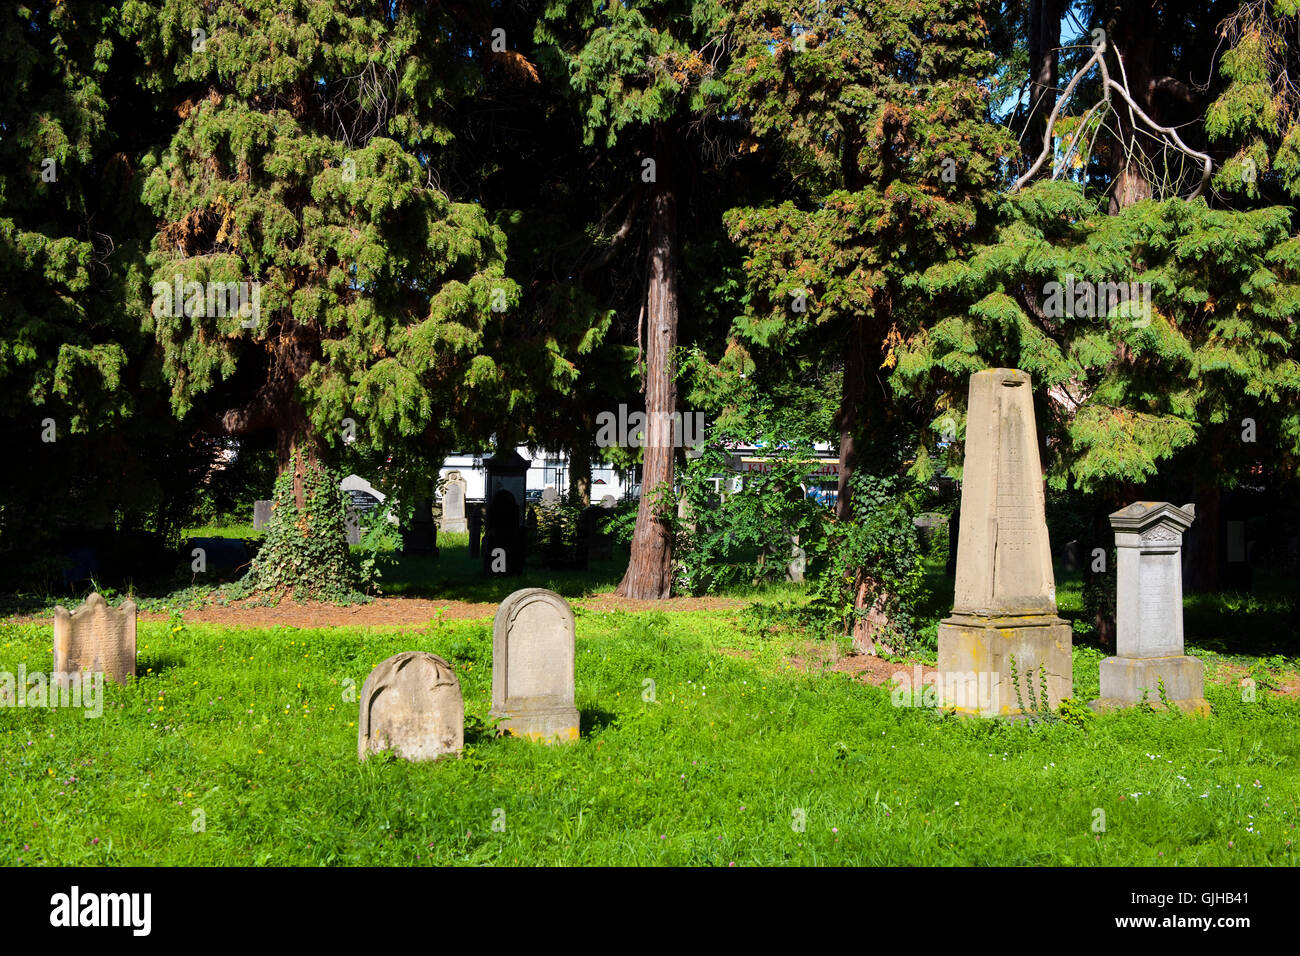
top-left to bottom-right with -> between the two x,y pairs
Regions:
2,607 -> 1298,866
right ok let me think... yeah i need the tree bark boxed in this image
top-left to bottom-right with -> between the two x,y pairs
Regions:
568,440 -> 592,506
1026,0 -> 1066,161
835,313 -> 866,521
616,126 -> 679,599
1105,2 -> 1159,213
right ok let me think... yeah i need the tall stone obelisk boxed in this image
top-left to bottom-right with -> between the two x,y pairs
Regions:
938,368 -> 1072,716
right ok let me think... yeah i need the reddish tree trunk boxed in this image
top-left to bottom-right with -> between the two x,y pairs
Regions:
835,314 -> 866,521
617,130 -> 679,600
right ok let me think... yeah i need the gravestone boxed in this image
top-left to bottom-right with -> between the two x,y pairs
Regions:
1062,539 -> 1081,572
1092,502 -> 1209,714
540,486 -> 560,507
490,588 -> 579,743
401,496 -> 437,556
581,506 -> 612,561
600,495 -> 616,509
483,489 -> 523,575
937,369 -> 1071,717
483,448 -> 529,515
786,536 -> 806,583
441,471 -> 468,533
357,652 -> 464,761
468,505 -> 482,559
53,592 -> 136,687
913,513 -> 950,553
253,500 -> 273,531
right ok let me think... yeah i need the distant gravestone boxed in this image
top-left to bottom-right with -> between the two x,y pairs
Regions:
357,652 -> 464,762
53,592 -> 136,687
441,471 -> 468,533
600,495 -> 616,509
581,506 -> 612,561
491,588 -> 579,743
912,513 -> 949,552
253,500 -> 273,530
401,496 -> 437,555
482,489 -> 523,575
540,486 -> 559,507
786,537 -> 806,583
468,505 -> 482,559
1092,502 -> 1208,715
1062,539 -> 1081,572
937,369 -> 1071,716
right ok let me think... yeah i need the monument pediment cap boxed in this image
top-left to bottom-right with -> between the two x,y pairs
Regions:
483,448 -> 530,472
1108,500 -> 1195,533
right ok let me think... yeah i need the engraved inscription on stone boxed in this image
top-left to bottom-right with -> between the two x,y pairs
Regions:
53,592 -> 136,687
506,601 -> 571,701
993,400 -> 1041,601
491,588 -> 580,742
1137,550 -> 1181,657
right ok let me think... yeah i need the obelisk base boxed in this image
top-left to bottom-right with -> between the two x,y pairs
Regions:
937,614 -> 1072,717
1090,656 -> 1210,715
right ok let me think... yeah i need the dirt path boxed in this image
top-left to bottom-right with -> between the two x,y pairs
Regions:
9,593 -> 749,630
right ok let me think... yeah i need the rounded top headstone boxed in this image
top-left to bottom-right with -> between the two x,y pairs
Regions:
358,651 -> 464,762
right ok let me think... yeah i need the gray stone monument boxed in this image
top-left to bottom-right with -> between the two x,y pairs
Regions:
599,494 -> 616,509
253,499 -> 273,530
937,369 -> 1072,717
786,537 -> 806,583
357,652 -> 464,761
1092,502 -> 1209,714
540,486 -> 560,507
440,471 -> 468,533
53,592 -> 136,687
490,588 -> 579,743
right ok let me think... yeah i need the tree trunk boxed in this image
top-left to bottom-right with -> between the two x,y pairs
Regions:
616,126 -> 679,599
568,441 -> 592,506
272,400 -> 321,512
1105,2 -> 1158,214
835,313 -> 866,521
1026,0 -> 1066,161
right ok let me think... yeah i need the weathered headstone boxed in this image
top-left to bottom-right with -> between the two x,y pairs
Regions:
357,652 -> 464,761
540,486 -> 559,507
786,536 -> 806,583
490,588 -> 579,743
253,499 -> 273,530
937,369 -> 1071,716
599,495 -> 616,509
441,471 -> 468,533
1092,502 -> 1208,714
53,593 -> 136,687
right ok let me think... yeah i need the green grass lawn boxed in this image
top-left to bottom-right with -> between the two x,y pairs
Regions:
2,599 -> 1297,865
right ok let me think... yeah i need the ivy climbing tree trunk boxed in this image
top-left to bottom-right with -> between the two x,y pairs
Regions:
617,127 -> 679,600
